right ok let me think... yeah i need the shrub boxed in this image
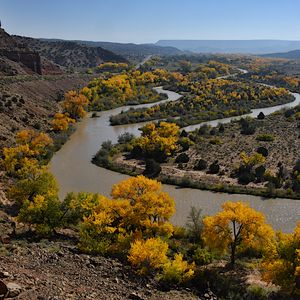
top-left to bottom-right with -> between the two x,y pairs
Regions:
257,146 -> 268,157
128,238 -> 169,275
194,159 -> 208,171
284,108 -> 294,118
159,253 -> 195,285
175,153 -> 190,163
238,170 -> 255,185
101,140 -> 113,151
92,149 -> 110,167
255,165 -> 266,182
9,170 -> 59,204
18,194 -> 62,236
186,207 -> 204,243
240,118 -> 256,135
178,137 -> 193,151
143,159 -> 161,178
118,132 -> 135,144
208,161 -> 220,174
218,124 -> 225,133
198,124 -> 210,135
257,112 -> 265,120
256,134 -> 274,142
180,129 -> 188,137
210,128 -> 217,135
293,159 -> 300,173
246,283 -> 279,298
193,248 -> 214,265
209,138 -> 223,145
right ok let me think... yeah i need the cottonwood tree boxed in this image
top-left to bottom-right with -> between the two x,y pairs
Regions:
203,201 -> 274,266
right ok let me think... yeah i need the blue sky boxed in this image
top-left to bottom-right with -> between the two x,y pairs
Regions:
1,0 -> 300,43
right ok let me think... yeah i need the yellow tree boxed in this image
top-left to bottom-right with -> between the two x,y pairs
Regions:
128,237 -> 169,274
203,201 -> 274,266
1,130 -> 53,176
136,121 -> 179,161
16,129 -> 53,155
9,168 -> 59,204
79,176 -> 175,254
51,113 -> 75,131
262,222 -> 300,292
63,90 -> 89,119
240,151 -> 265,168
18,193 -> 62,236
111,175 -> 175,237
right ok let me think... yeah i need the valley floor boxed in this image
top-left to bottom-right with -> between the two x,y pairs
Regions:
102,111 -> 300,198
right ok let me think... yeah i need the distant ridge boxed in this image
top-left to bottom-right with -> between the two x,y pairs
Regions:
39,38 -> 182,59
156,40 -> 300,54
261,49 -> 300,60
13,35 -> 127,70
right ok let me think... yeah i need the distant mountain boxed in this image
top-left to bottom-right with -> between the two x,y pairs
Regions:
77,41 -> 182,58
39,39 -> 182,59
13,36 -> 127,70
261,49 -> 300,60
156,40 -> 300,54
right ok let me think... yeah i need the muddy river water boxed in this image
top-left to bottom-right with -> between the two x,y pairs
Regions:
50,85 -> 300,232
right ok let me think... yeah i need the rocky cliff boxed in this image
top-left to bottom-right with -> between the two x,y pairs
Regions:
0,28 -> 43,75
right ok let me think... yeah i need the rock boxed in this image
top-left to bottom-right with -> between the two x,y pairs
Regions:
128,292 -> 144,300
0,235 -> 10,244
0,271 -> 9,279
7,282 -> 22,298
0,281 -> 8,299
203,288 -> 217,300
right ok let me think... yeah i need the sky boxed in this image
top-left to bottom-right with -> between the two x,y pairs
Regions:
1,0 -> 300,43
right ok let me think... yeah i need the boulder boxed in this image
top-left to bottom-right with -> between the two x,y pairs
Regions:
7,282 -> 22,298
0,281 -> 8,300
0,272 -> 9,279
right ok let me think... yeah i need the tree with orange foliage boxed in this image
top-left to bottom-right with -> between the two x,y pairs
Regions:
111,175 -> 175,237
79,175 -> 175,254
1,130 -> 53,176
128,237 -> 169,274
203,201 -> 274,266
51,113 -> 75,131
63,90 -> 89,119
16,129 -> 53,155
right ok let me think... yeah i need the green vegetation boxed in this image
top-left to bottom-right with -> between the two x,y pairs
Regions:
80,69 -> 182,110
110,77 -> 293,126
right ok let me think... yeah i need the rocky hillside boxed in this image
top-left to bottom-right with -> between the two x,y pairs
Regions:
75,40 -> 183,60
0,28 -> 42,75
14,36 -> 128,70
0,239 -> 208,300
0,74 -> 92,149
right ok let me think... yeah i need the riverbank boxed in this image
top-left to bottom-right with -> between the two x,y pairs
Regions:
50,66 -> 300,232
92,88 -> 300,200
92,150 -> 300,201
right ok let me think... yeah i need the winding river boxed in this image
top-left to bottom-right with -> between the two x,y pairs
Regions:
50,82 -> 300,232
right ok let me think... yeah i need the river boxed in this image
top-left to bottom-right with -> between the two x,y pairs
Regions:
50,83 -> 300,233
